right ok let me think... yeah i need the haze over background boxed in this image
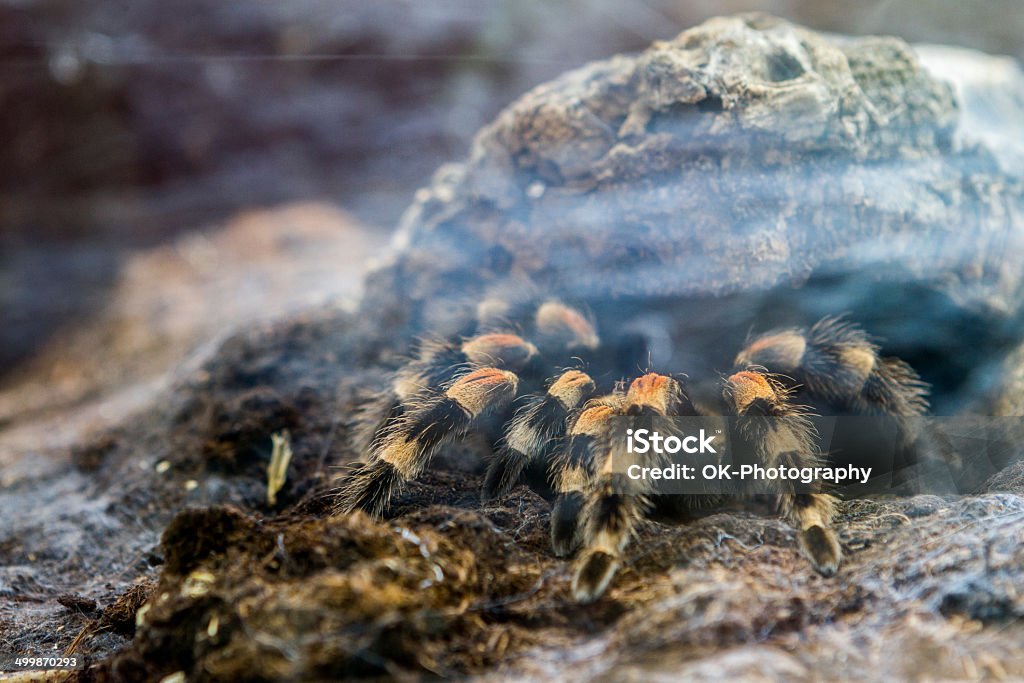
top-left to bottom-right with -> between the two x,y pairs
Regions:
2,0 -> 1021,394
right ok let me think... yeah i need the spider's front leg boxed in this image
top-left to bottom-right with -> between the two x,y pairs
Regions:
340,299 -> 601,516
570,373 -> 689,603
352,333 -> 538,454
724,370 -> 842,576
734,316 -> 930,422
481,369 -> 597,502
549,396 -> 624,558
478,298 -> 600,354
734,316 -> 955,491
337,367 -> 519,516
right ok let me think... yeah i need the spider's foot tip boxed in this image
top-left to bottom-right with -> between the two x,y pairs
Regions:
334,460 -> 400,518
571,550 -> 619,603
480,465 -> 508,503
801,525 -> 842,577
551,493 -> 585,558
551,533 -> 580,559
333,488 -> 374,516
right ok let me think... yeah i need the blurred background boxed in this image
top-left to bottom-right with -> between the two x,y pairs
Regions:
2,0 -> 1023,446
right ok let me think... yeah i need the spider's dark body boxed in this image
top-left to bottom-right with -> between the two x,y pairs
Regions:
337,301 -> 930,601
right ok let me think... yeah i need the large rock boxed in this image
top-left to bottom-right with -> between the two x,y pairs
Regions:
361,14 -> 1024,413
376,15 -> 1024,317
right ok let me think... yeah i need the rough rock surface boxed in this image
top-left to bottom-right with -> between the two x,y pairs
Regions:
365,15 -> 1024,412
380,14 -> 1023,310
3,14 -> 1024,683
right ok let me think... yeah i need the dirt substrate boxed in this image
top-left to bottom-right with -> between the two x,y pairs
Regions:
1,308 -> 1021,682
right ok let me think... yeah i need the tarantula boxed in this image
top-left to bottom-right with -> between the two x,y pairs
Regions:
335,300 -> 930,603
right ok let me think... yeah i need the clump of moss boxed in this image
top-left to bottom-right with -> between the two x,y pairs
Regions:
97,489 -> 562,680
